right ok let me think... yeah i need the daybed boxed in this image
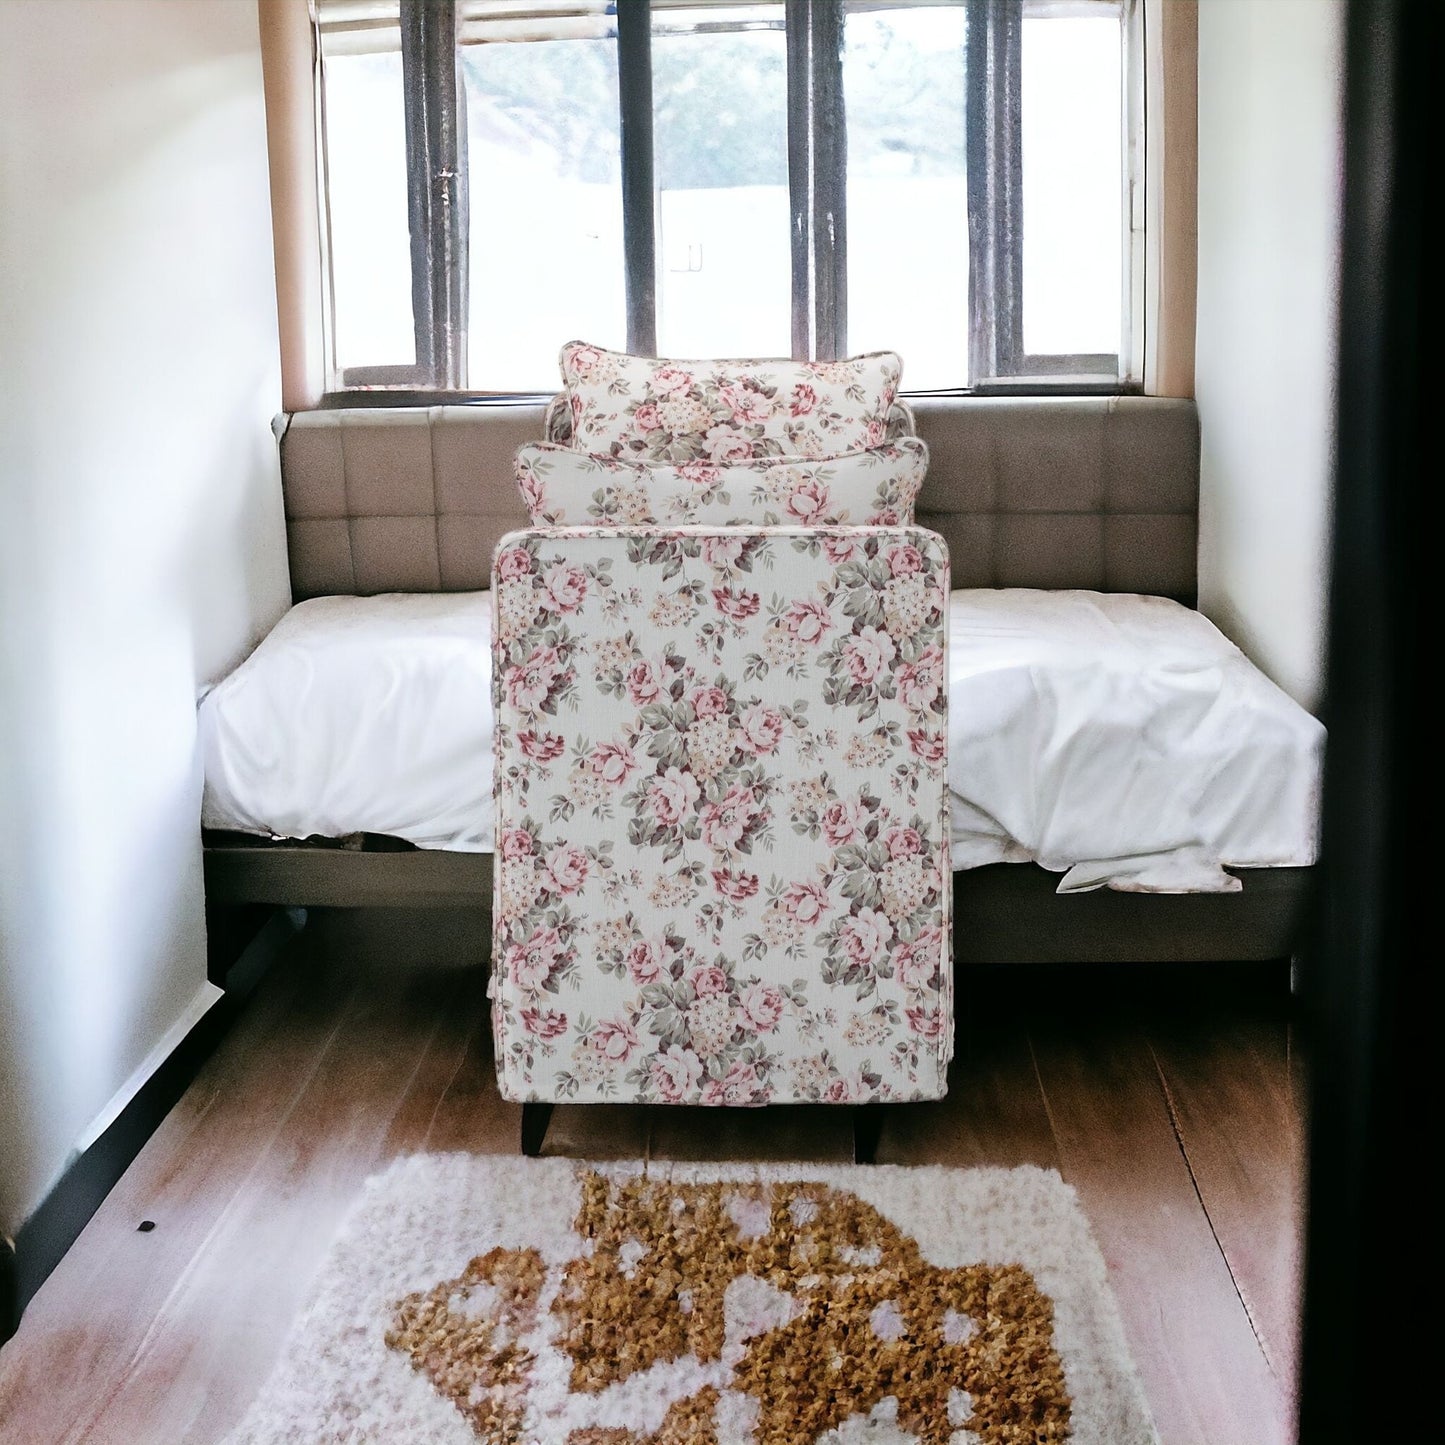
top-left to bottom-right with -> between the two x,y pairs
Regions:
200,396 -> 1321,967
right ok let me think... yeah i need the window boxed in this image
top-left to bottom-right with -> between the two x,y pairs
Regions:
843,4 -> 969,384
316,0 -> 1140,394
651,7 -> 792,359
462,30 -> 626,388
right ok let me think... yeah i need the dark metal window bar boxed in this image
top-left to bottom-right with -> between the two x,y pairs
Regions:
787,0 -> 847,363
401,0 -> 468,389
617,0 -> 658,356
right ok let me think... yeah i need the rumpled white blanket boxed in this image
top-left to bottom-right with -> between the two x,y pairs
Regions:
199,589 -> 1323,894
946,590 -> 1323,892
200,593 -> 495,852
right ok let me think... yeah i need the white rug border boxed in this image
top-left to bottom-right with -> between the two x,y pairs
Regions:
224,1154 -> 1158,1445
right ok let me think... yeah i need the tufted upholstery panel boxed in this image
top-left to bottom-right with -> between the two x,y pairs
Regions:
279,394 -> 1199,601
281,403 -> 546,598
909,396 -> 1198,598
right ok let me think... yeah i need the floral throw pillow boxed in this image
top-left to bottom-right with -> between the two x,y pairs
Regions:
543,390 -> 919,448
558,341 -> 904,461
514,438 -> 928,528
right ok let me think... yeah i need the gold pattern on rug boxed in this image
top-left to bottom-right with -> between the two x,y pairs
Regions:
386,1245 -> 545,1440
386,1172 -> 1071,1445
565,1387 -> 723,1445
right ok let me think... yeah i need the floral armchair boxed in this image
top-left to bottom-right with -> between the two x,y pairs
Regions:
490,346 -> 951,1159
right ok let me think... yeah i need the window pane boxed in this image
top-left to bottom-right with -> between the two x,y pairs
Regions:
1020,13 -> 1123,360
463,38 -> 625,391
844,4 -> 969,389
322,49 -> 416,373
652,8 -> 790,358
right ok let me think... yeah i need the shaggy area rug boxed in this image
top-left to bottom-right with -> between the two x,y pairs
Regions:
224,1156 -> 1156,1445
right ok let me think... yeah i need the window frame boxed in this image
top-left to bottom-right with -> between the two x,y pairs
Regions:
317,0 -> 1142,402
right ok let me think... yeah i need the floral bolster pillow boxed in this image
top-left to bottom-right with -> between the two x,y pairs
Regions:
543,390 -> 918,448
514,437 -> 929,528
558,340 -> 903,461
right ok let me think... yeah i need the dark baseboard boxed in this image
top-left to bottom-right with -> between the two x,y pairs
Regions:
0,906 -> 305,1346
1,1235 -> 15,1348
206,900 -> 284,986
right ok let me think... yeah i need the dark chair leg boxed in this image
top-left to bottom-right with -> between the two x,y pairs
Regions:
853,1103 -> 884,1165
521,1101 -> 554,1158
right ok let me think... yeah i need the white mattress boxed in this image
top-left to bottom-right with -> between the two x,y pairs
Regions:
199,588 -> 1323,893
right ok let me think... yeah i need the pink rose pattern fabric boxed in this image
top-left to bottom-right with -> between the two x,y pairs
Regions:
491,525 -> 952,1106
557,342 -> 904,462
543,389 -> 919,450
513,438 -> 928,529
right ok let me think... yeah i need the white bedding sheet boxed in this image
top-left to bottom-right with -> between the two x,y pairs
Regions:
945,590 -> 1323,892
199,588 -> 1323,893
200,593 -> 495,852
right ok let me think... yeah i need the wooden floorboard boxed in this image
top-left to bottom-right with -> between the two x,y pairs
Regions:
0,931 -> 1303,1445
1027,1002 -> 1291,1445
1149,1010 -> 1304,1397
418,1003 -> 518,1157
0,938 -> 348,1444
72,953 -> 456,1445
876,1023 -> 1060,1170
544,1103 -> 655,1159
648,1104 -> 855,1164
378,967 -> 483,1158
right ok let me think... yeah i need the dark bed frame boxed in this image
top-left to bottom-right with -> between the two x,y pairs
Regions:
202,830 -> 1310,968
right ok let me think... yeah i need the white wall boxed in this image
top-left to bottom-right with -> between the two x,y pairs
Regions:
0,0 -> 290,1235
1194,0 -> 1344,712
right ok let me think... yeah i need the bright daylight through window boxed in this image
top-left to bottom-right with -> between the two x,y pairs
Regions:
318,0 -> 1138,394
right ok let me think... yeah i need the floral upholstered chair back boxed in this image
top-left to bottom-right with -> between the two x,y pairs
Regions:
491,344 -> 951,1107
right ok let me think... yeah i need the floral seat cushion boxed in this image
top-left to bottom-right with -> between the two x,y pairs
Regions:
514,438 -> 928,528
490,525 -> 952,1106
558,341 -> 904,462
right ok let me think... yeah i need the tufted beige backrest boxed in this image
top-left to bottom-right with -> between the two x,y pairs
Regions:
279,404 -> 545,596
278,394 -> 1198,601
909,396 -> 1198,600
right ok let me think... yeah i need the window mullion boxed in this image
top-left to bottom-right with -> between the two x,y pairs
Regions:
785,0 -> 812,361
965,0 -> 1023,383
400,0 -> 435,381
617,0 -> 658,357
809,0 -> 847,363
400,0 -> 467,388
785,0 -> 847,363
446,17 -> 469,388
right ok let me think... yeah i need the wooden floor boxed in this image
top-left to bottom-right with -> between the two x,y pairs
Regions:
0,910 -> 1305,1444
